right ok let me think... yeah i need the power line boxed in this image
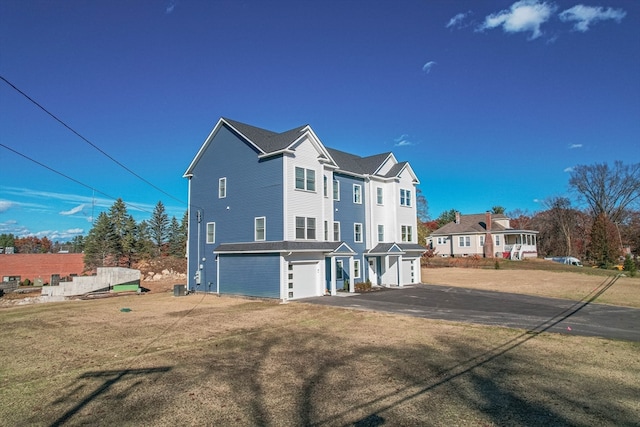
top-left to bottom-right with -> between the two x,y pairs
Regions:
0,142 -> 154,216
0,74 -> 187,206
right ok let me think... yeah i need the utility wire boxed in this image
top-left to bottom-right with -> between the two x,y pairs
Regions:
0,142 -> 153,215
0,75 -> 187,206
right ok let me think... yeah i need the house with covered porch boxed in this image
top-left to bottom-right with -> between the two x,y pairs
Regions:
427,212 -> 538,260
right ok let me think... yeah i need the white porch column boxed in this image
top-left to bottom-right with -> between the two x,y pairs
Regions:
330,257 -> 337,296
383,255 -> 389,287
349,256 -> 355,293
397,254 -> 404,287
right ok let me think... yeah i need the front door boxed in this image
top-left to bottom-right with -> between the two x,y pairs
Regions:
368,258 -> 377,285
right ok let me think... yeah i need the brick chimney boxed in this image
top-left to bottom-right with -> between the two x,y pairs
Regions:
483,211 -> 494,258
455,211 -> 460,224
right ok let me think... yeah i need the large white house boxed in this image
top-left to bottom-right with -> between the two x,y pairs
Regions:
427,212 -> 538,260
184,118 -> 425,300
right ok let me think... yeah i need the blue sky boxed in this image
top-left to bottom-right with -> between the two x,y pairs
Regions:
1,0 -> 638,241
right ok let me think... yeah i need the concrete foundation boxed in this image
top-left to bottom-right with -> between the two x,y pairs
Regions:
41,267 -> 140,297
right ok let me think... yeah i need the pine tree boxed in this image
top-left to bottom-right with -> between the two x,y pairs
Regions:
107,198 -> 129,265
84,212 -> 116,269
149,201 -> 169,256
136,220 -> 155,260
167,216 -> 184,257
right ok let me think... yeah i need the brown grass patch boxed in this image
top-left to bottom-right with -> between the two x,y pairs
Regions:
422,267 -> 640,308
1,291 -> 639,426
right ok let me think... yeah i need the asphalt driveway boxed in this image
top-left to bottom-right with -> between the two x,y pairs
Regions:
302,284 -> 640,342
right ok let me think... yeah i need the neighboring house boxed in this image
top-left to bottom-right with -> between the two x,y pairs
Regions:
184,117 -> 425,300
0,253 -> 85,285
427,212 -> 538,260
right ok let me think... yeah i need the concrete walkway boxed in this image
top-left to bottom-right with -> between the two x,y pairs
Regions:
301,284 -> 640,342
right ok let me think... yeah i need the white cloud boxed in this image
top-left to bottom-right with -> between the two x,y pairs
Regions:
569,143 -> 583,149
0,200 -> 14,213
165,1 -> 176,14
564,166 -> 574,172
446,11 -> 471,29
559,5 -> 626,32
394,134 -> 415,147
479,0 -> 556,40
60,204 -> 85,216
422,61 -> 437,73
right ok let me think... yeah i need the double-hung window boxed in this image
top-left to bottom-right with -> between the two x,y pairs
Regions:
495,235 -> 501,246
376,187 -> 383,205
295,217 -> 316,240
333,222 -> 341,241
458,236 -> 471,247
377,224 -> 384,242
206,222 -> 215,244
333,179 -> 340,201
323,176 -> 328,197
401,225 -> 413,242
353,184 -> 362,204
354,223 -> 363,243
479,235 -> 485,246
218,177 -> 226,198
295,167 -> 315,192
400,189 -> 411,207
354,260 -> 361,278
255,217 -> 266,241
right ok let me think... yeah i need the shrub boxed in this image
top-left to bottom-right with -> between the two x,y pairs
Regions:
21,278 -> 31,287
354,280 -> 372,292
623,255 -> 637,277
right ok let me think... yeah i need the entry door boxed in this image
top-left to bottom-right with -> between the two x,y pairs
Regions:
368,259 -> 377,285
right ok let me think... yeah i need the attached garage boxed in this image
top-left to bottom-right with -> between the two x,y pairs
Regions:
287,261 -> 320,300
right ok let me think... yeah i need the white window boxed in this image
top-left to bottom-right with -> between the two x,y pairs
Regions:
255,217 -> 265,241
218,177 -> 226,198
353,184 -> 362,204
458,236 -> 471,247
333,179 -> 340,201
333,222 -> 341,241
479,235 -> 485,246
376,187 -> 383,205
323,175 -> 328,197
206,222 -> 215,244
377,224 -> 384,242
295,167 -> 315,192
437,237 -> 446,245
400,189 -> 411,207
354,259 -> 361,278
495,235 -> 501,246
295,216 -> 316,240
401,225 -> 413,242
354,223 -> 363,243
336,260 -> 344,280
324,220 -> 328,241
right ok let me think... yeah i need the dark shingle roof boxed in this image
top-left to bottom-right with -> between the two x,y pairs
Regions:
326,148 -> 392,176
223,117 -> 308,153
431,213 -> 510,236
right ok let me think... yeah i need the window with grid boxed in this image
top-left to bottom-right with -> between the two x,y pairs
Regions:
354,223 -> 362,243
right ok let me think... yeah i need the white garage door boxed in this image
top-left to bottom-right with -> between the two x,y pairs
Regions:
402,259 -> 416,285
289,262 -> 319,300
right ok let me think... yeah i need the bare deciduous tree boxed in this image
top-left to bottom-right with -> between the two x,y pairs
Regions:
569,161 -> 640,223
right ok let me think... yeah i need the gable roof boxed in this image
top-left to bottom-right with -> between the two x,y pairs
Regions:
185,118 -> 418,180
431,213 -> 510,236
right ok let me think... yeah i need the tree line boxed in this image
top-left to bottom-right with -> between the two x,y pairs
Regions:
0,200 -> 187,270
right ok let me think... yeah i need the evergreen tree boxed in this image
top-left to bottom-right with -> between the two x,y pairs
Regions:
121,215 -> 138,267
107,198 -> 129,265
136,220 -> 155,260
148,201 -> 169,255
167,216 -> 185,257
84,212 -> 116,269
587,213 -> 620,268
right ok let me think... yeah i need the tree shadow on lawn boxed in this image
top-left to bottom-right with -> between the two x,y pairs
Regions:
33,275 -> 637,426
